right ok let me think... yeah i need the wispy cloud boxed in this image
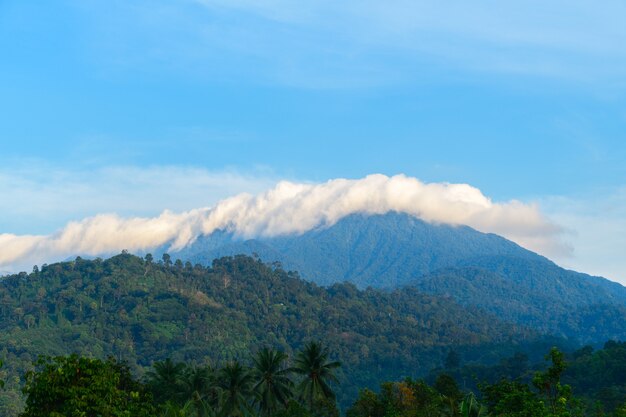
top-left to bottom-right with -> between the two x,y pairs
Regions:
0,174 -> 569,273
542,186 -> 626,284
74,0 -> 626,87
0,163 -> 279,234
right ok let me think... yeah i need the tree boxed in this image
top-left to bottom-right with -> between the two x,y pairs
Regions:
218,362 -> 255,417
252,348 -> 293,416
20,355 -> 155,417
458,392 -> 488,417
434,373 -> 462,402
346,389 -> 383,417
175,259 -> 184,271
481,379 -> 543,417
445,350 -> 461,370
532,347 -> 579,416
292,342 -> 341,412
0,359 -> 4,389
146,358 -> 187,405
179,365 -> 217,417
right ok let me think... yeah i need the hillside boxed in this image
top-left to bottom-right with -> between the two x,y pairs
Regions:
0,253 -> 554,412
173,212 -> 626,344
413,264 -> 626,342
175,212 -> 537,288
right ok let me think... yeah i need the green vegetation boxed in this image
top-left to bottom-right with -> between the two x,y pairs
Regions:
413,261 -> 626,342
564,341 -> 626,412
14,344 -> 340,417
20,355 -> 156,417
9,345 -> 626,416
292,341 -> 341,412
347,346 -> 626,417
176,213 -> 626,343
0,253 -> 547,413
1,251 -> 625,415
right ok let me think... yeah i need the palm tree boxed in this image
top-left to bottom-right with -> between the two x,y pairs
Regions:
459,393 -> 488,417
146,358 -> 187,404
160,400 -> 194,417
252,348 -> 294,416
292,341 -> 341,411
218,361 -> 255,417
179,365 -> 217,417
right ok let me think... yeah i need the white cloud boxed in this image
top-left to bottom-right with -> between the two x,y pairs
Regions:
0,163 -> 278,234
542,187 -> 626,285
0,174 -> 567,273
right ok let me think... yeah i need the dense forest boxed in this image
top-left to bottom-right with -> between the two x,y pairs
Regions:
0,253 -> 624,415
0,253 -> 562,414
173,213 -> 626,344
3,342 -> 626,416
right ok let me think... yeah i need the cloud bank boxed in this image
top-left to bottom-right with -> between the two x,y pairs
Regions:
0,174 -> 567,272
0,164 -> 278,235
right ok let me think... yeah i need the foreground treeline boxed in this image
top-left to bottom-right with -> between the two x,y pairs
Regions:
349,347 -> 626,417
427,340 -> 626,413
3,345 -> 626,417
12,342 -> 341,417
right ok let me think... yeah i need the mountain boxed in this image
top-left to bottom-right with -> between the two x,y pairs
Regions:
0,254 -> 554,412
174,212 -> 538,288
173,212 -> 626,343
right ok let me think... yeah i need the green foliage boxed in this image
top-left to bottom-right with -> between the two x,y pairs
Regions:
179,365 -> 216,417
252,348 -> 293,416
481,347 -> 585,417
414,264 -> 626,344
146,358 -> 188,404
16,344 -> 340,417
176,212 -> 626,344
273,400 -> 313,417
218,361 -> 256,416
292,341 -> 341,411
10,344 -> 626,417
347,378 -> 447,417
459,392 -> 488,417
2,252 -> 625,415
346,389 -> 383,417
532,347 -> 574,416
564,341 -> 626,413
19,354 -> 156,417
481,379 -> 544,417
345,348 -> 601,417
434,374 -> 462,402
0,253 -> 539,413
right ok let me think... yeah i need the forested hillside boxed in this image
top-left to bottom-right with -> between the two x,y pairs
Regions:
0,253 -> 555,413
413,264 -> 626,343
174,213 -> 539,288
173,212 -> 626,344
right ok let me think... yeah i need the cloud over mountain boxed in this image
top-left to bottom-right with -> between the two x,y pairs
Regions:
0,174 -> 567,272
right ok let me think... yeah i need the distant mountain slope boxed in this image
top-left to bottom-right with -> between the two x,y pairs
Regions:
0,254 -> 547,411
173,212 -> 626,343
176,212 -> 538,287
413,265 -> 626,342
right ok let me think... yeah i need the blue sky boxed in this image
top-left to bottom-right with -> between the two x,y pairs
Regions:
1,1 -> 626,283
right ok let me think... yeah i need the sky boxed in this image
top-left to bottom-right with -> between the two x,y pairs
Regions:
1,1 -> 625,283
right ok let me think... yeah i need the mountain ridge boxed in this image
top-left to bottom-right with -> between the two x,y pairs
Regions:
171,211 -> 626,343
